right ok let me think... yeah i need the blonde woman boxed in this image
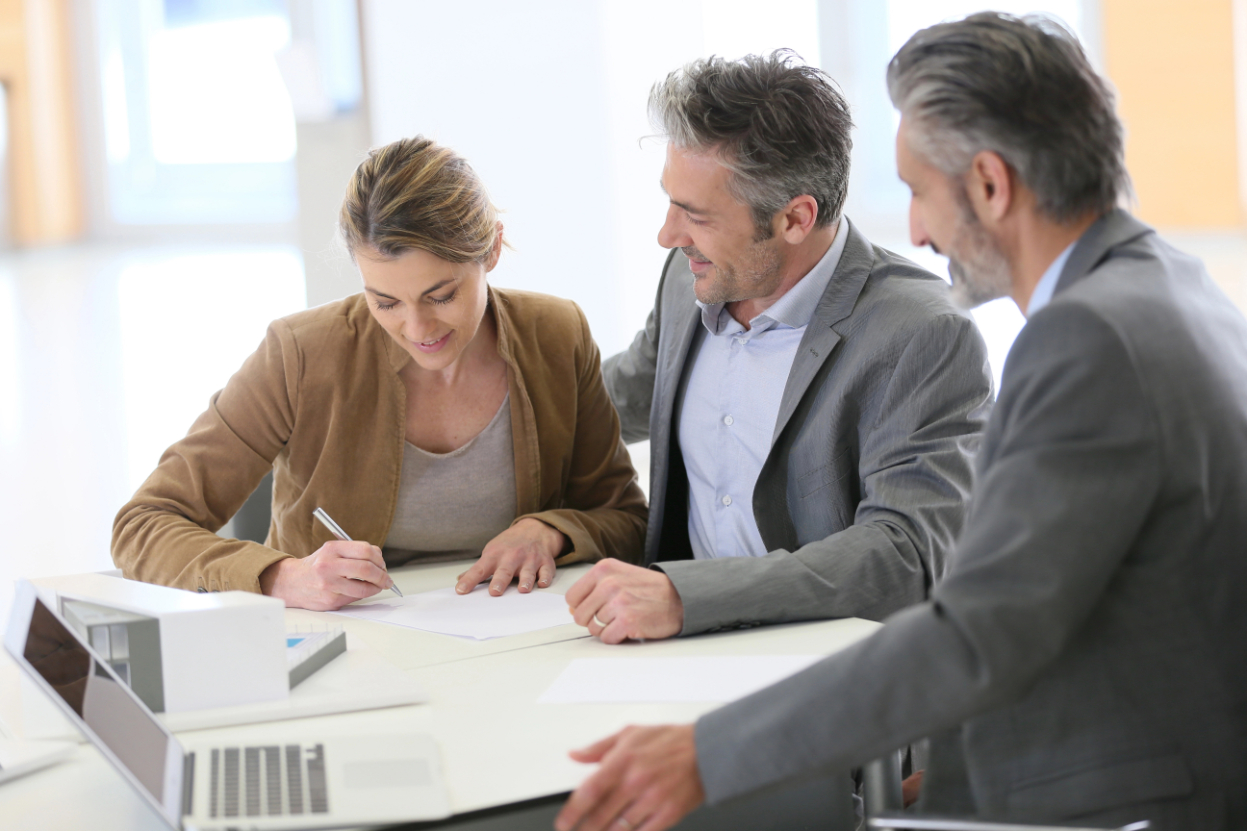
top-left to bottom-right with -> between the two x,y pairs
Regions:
113,137 -> 647,611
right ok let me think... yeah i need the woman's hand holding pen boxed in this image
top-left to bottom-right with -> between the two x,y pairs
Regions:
455,518 -> 565,596
260,541 -> 396,611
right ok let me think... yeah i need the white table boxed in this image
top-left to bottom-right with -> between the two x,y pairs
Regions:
0,561 -> 880,830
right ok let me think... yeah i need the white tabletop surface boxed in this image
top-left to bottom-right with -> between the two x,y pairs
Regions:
0,560 -> 881,830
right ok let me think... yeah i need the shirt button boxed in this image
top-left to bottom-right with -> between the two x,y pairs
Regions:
723,415 -> 734,426
721,495 -> 732,506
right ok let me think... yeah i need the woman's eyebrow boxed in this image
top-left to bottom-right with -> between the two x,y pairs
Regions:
420,279 -> 455,297
364,279 -> 455,300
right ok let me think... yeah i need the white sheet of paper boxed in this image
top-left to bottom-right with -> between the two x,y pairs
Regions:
537,655 -> 825,704
331,585 -> 575,640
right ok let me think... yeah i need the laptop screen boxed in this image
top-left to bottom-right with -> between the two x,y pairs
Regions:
18,593 -> 181,820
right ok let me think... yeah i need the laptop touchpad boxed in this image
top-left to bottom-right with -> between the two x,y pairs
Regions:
345,759 -> 431,788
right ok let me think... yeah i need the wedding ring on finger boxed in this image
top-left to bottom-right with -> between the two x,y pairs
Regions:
592,614 -> 607,629
614,818 -> 635,830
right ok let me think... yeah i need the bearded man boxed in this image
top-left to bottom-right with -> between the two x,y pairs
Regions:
565,51 -> 993,649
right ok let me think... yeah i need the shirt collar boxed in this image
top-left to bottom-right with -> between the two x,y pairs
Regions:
697,217 -> 851,335
1026,240 -> 1076,318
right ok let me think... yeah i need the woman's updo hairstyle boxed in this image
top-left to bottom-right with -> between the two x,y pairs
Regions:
339,136 -> 502,263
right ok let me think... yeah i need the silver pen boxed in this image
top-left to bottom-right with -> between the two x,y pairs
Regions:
312,507 -> 403,598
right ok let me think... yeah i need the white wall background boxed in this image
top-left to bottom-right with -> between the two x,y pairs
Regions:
361,0 -> 826,358
361,0 -> 1092,383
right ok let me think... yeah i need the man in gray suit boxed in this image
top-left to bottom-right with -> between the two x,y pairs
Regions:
565,52 -> 993,643
557,14 -> 1247,831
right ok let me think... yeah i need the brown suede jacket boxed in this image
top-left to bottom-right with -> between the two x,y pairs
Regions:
112,287 -> 647,592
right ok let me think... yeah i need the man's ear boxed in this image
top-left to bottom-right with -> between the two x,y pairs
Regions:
965,150 -> 1013,224
778,194 -> 819,243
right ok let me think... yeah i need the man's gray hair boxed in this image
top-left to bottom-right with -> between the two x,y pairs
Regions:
888,12 -> 1130,222
649,50 -> 853,236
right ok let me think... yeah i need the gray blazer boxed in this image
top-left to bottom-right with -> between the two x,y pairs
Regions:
603,220 -> 993,633
694,211 -> 1247,827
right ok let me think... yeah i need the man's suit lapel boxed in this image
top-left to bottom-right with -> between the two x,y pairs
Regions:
653,273 -> 702,457
644,258 -> 704,564
1054,209 -> 1154,296
771,221 -> 874,444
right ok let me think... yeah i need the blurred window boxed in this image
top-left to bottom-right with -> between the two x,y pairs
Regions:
0,267 -> 16,449
94,0 -> 298,224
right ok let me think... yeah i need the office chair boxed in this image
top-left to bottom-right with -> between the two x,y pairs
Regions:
231,470 -> 274,544
862,754 -> 1150,831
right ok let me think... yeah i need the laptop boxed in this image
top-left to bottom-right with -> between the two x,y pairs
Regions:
4,580 -> 451,830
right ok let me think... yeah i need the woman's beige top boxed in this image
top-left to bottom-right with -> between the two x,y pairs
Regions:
383,394 -> 517,566
111,287 -> 647,593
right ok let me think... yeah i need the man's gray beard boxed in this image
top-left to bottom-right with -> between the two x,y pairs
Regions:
948,257 -> 1011,309
946,215 -> 1012,310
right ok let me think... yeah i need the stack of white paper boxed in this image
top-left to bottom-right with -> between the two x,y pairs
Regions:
332,585 -> 575,640
537,655 -> 825,704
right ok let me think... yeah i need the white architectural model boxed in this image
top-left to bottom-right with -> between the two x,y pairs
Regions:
32,573 -> 337,714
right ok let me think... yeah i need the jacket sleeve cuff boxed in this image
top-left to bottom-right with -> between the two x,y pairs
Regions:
198,543 -> 293,594
512,512 -> 591,565
651,560 -> 769,636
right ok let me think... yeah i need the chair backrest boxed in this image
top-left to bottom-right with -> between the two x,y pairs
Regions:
231,469 -> 274,543
863,752 -> 904,814
867,818 -> 1149,831
862,754 -> 1149,831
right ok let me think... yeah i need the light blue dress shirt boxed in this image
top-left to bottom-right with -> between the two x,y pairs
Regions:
1027,240 -> 1076,317
678,219 -> 850,559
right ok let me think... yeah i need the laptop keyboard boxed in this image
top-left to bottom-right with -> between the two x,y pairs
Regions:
195,743 -> 330,819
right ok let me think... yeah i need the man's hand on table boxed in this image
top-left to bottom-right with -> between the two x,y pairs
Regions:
456,517 -> 564,596
556,724 -> 704,831
260,541 -> 393,611
565,560 -> 684,644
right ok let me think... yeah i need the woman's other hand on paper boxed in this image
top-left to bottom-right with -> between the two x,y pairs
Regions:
455,517 -> 564,596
